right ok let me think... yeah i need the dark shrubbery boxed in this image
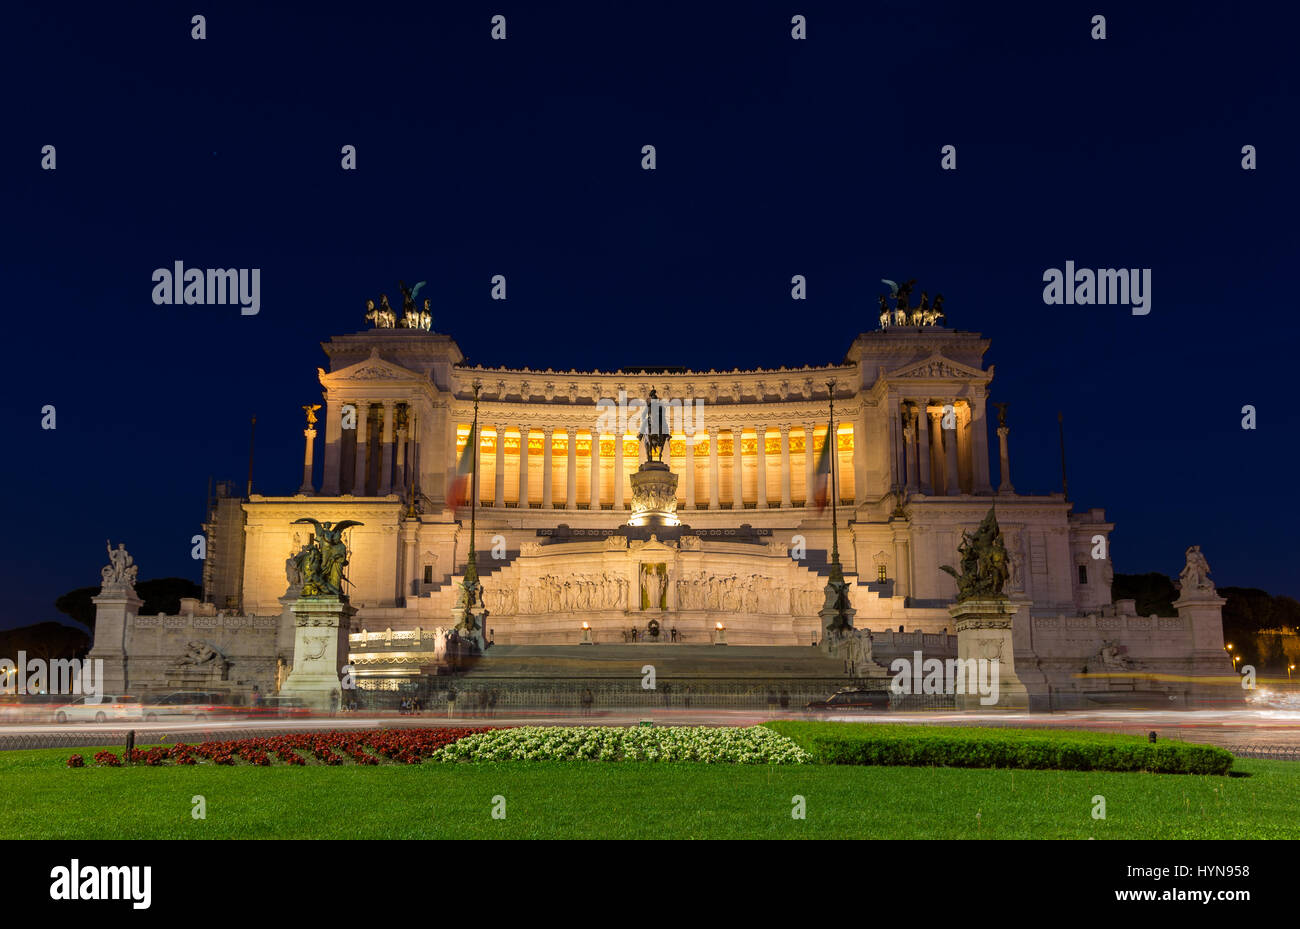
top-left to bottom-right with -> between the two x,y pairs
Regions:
765,722 -> 1233,775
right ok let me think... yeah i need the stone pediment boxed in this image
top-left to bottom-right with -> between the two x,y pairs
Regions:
885,354 -> 989,382
628,535 -> 677,554
320,348 -> 426,385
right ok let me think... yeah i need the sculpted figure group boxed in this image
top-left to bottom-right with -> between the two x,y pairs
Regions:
102,541 -> 138,588
940,507 -> 1011,601
674,571 -> 794,614
521,573 -> 629,613
878,279 -> 946,329
364,280 -> 433,330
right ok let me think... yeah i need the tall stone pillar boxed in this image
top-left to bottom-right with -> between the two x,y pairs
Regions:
849,413 -> 863,505
971,394 -> 992,493
566,427 -> 578,510
943,400 -> 961,495
379,401 -> 395,495
887,396 -> 902,490
401,516 -> 419,601
322,399 -> 343,495
804,423 -> 816,506
614,432 -> 625,510
890,527 -> 910,600
732,427 -> 744,508
494,424 -> 506,507
755,425 -> 768,508
299,423 -> 317,494
352,402 -> 369,495
518,426 -> 530,508
997,425 -> 1014,493
707,426 -> 720,509
683,432 -> 696,510
542,427 -> 554,509
395,411 -> 408,497
589,429 -> 601,508
902,416 -> 916,493
472,428 -> 482,509
918,403 -> 934,494
777,425 -> 792,508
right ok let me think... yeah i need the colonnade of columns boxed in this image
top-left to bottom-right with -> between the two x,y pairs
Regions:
895,397 -> 992,496
320,399 -> 415,497
457,423 -> 854,510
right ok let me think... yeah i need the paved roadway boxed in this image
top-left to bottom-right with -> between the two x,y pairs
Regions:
2,708 -> 1298,757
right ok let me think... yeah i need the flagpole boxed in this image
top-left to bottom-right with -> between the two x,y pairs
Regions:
464,384 -> 481,589
827,380 -> 842,584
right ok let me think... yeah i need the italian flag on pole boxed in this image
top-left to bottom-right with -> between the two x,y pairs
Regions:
445,425 -> 475,509
812,423 -> 833,513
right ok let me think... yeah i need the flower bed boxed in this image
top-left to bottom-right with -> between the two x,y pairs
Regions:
431,726 -> 812,764
67,728 -> 489,768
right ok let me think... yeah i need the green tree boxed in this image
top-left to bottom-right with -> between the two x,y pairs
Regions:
54,577 -> 202,634
1111,573 -> 1178,617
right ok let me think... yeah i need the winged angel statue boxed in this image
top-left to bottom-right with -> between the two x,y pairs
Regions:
291,518 -> 364,599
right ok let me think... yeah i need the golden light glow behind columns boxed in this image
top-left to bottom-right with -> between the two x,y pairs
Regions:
453,420 -> 854,509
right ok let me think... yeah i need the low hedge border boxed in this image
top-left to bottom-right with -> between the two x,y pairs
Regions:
764,722 -> 1234,775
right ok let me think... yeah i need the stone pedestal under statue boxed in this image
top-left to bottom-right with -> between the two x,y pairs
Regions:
629,460 -> 680,528
949,597 -> 1028,710
280,596 -> 355,711
450,578 -> 489,653
818,572 -> 857,655
88,587 -> 138,695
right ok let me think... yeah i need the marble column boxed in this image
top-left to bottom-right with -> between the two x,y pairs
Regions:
943,399 -> 961,495
299,424 -> 317,494
707,426 -> 720,510
589,429 -> 601,508
892,533 -> 910,600
352,402 -> 369,495
684,432 -> 696,510
803,423 -> 816,506
971,394 -> 992,493
518,426 -> 530,508
473,426 -> 482,508
494,424 -> 506,507
755,425 -> 768,508
542,427 -> 554,509
322,399 -> 343,495
614,432 -> 625,510
902,419 -> 916,493
732,427 -> 744,508
566,427 -> 577,510
887,396 -> 902,490
395,420 -> 407,496
779,425 -> 792,508
918,403 -> 934,495
997,425 -> 1015,493
379,401 -> 395,495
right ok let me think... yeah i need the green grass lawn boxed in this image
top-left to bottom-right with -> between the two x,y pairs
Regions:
3,743 -> 1297,838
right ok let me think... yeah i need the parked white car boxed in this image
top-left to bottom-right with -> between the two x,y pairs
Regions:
52,695 -> 144,723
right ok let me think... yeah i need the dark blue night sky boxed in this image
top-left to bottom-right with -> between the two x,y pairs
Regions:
3,1 -> 1296,630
